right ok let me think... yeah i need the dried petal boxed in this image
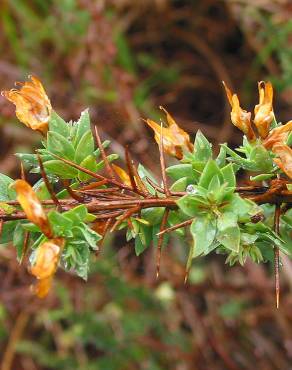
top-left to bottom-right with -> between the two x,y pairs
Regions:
13,179 -> 52,237
1,75 -> 51,134
272,144 -> 292,179
30,238 -> 65,298
33,277 -> 53,298
254,81 -> 274,139
112,164 -> 131,186
30,238 -> 64,280
223,82 -> 256,141
263,120 -> 292,149
145,107 -> 193,159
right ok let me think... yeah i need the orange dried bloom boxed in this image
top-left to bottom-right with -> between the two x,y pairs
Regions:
30,238 -> 65,298
112,164 -> 131,187
13,180 -> 52,238
263,120 -> 292,149
223,82 -> 256,141
272,144 -> 292,179
254,81 -> 274,139
1,75 -> 51,134
145,107 -> 193,159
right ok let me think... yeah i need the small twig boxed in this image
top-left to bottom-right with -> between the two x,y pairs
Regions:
62,180 -> 84,202
37,153 -> 62,211
93,125 -> 116,180
159,121 -> 170,197
125,146 -> 139,193
274,202 -> 281,309
156,208 -> 170,278
146,177 -> 165,194
20,162 -> 26,181
157,218 -> 193,236
110,205 -> 140,232
19,231 -> 30,265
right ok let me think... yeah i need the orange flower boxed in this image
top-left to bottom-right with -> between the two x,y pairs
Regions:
145,107 -> 193,159
223,82 -> 256,141
1,75 -> 51,134
254,81 -> 274,139
263,120 -> 292,149
112,164 -> 131,187
13,180 -> 52,238
30,238 -> 65,298
272,144 -> 292,179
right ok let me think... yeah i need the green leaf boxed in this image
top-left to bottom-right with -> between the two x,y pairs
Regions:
78,155 -> 99,181
49,111 -> 70,137
216,145 -> 227,167
177,194 -> 209,217
250,173 -> 275,182
63,205 -> 88,224
166,164 -> 195,181
73,109 -> 91,147
13,223 -> 26,260
78,223 -> 101,250
44,160 -> 78,179
0,174 -> 16,200
217,212 -> 240,252
141,207 -> 165,225
47,131 -> 75,160
221,163 -> 236,188
193,130 -> 212,162
170,177 -> 188,192
208,175 -> 221,193
48,211 -> 74,237
198,160 -> 222,189
135,235 -> 147,256
190,215 -> 217,258
0,221 -> 19,244
74,130 -> 94,164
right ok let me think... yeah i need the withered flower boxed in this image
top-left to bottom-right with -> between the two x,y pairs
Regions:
263,120 -> 292,149
254,81 -> 274,139
223,82 -> 256,141
1,75 -> 51,134
30,238 -> 65,298
13,179 -> 52,238
272,144 -> 292,179
145,107 -> 193,159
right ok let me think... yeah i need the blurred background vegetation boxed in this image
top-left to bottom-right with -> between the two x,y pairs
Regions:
0,1 -> 292,369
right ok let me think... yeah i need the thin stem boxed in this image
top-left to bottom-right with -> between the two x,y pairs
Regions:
157,218 -> 193,236
159,122 -> 170,197
274,202 -> 281,309
156,208 -> 170,278
37,153 -> 62,211
93,125 -> 116,180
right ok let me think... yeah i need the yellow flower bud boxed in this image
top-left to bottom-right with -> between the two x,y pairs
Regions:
1,75 -> 51,134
